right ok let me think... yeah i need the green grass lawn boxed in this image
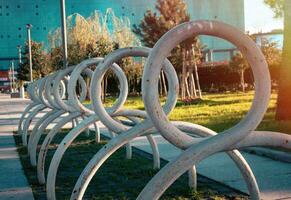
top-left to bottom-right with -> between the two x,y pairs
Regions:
14,132 -> 247,200
100,91 -> 291,134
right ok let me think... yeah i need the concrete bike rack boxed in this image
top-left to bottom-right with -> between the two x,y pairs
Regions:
21,58 -> 129,191
18,83 -> 40,141
28,71 -> 87,167
69,48 -> 261,200
22,76 -> 66,150
18,20 -> 291,200
136,20 -> 291,200
30,66 -> 92,173
46,55 -> 160,200
69,47 -> 195,200
27,77 -> 66,166
37,62 -> 100,185
21,81 -> 47,146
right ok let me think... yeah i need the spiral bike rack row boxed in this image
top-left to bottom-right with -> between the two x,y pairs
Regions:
18,20 -> 291,200
18,51 -> 162,199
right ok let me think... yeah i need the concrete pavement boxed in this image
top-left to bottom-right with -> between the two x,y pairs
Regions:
118,133 -> 291,200
0,93 -> 34,200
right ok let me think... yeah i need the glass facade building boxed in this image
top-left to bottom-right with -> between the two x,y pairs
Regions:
0,0 -> 245,71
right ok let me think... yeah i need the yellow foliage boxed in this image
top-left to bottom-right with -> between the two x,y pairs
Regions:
48,9 -> 141,50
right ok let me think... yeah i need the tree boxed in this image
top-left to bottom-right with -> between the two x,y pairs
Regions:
48,47 -> 63,71
265,0 -> 291,120
133,0 -> 203,99
264,0 -> 284,17
260,38 -> 282,82
48,10 -> 141,96
229,52 -> 249,92
134,0 -> 188,43
18,41 -> 51,81
229,38 -> 282,92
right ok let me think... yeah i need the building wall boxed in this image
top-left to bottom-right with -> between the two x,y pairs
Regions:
0,0 -> 245,70
188,0 -> 245,61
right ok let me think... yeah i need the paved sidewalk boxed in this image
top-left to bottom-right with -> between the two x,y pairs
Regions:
0,94 -> 34,200
127,135 -> 291,200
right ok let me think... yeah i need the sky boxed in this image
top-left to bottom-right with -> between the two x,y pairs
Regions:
244,0 -> 284,33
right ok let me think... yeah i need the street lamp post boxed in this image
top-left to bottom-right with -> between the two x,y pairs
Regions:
17,45 -> 25,98
26,24 -> 33,82
60,0 -> 68,68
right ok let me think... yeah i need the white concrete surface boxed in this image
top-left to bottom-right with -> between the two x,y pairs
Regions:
0,93 -> 34,200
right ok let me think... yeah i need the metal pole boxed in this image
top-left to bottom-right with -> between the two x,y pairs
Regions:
60,0 -> 68,68
11,61 -> 15,92
26,24 -> 33,82
9,67 -> 12,93
17,45 -> 25,98
17,45 -> 22,64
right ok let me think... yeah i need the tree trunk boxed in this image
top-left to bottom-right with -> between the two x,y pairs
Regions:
189,47 -> 197,99
185,51 -> 191,99
161,70 -> 168,96
159,74 -> 163,96
185,73 -> 191,98
104,76 -> 108,100
85,77 -> 90,100
101,79 -> 105,103
240,69 -> 246,93
276,0 -> 291,120
192,47 -> 202,99
190,73 -> 197,98
181,49 -> 187,100
194,62 -> 202,98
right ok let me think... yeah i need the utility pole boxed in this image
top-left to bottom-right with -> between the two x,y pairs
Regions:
26,24 -> 33,82
60,0 -> 68,68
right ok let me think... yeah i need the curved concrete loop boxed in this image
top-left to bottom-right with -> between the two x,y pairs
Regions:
136,21 -> 290,200
45,51 -> 161,200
